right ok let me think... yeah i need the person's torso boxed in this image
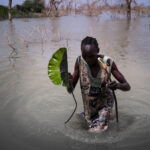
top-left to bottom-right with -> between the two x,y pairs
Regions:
78,55 -> 114,120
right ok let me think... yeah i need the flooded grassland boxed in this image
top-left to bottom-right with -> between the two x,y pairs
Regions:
0,15 -> 150,150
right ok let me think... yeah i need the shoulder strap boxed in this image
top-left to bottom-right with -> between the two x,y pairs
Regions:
103,56 -> 110,65
103,56 -> 113,68
103,56 -> 111,65
98,55 -> 113,79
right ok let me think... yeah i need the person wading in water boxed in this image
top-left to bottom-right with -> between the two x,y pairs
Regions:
68,36 -> 131,132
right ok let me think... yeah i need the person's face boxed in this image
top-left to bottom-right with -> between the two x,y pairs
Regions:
81,44 -> 98,66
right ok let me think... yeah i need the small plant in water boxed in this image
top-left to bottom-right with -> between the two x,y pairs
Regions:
5,35 -> 18,59
32,25 -> 48,54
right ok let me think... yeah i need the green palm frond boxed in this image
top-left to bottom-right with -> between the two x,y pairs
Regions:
48,47 -> 69,87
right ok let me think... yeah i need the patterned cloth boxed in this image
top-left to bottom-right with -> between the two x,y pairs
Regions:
88,107 -> 110,132
78,56 -> 114,132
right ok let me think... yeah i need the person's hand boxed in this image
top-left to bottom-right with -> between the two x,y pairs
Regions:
107,81 -> 119,90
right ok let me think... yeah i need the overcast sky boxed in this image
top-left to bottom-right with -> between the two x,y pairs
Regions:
0,0 -> 149,6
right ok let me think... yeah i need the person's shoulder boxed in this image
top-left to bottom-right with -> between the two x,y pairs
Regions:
76,55 -> 82,64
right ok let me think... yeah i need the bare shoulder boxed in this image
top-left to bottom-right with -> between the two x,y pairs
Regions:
111,61 -> 118,71
75,56 -> 80,69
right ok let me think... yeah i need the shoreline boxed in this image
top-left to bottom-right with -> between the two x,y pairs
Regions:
0,6 -> 150,21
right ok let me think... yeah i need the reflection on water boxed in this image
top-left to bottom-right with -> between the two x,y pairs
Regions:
0,15 -> 150,150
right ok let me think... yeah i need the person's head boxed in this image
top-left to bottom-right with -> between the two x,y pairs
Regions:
81,36 -> 100,66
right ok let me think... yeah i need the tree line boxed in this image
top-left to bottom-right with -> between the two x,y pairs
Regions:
1,0 -> 147,21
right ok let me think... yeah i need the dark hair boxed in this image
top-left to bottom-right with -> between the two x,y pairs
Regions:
81,36 -> 100,53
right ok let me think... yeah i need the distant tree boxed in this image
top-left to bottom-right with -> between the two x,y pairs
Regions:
126,0 -> 137,18
126,0 -> 131,15
119,0 -> 136,18
8,0 -> 12,21
85,0 -> 105,16
49,0 -> 63,11
22,0 -> 44,13
15,5 -> 22,11
0,5 -> 8,19
40,0 -> 46,7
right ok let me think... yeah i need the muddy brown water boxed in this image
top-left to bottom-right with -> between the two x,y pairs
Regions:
0,15 -> 150,150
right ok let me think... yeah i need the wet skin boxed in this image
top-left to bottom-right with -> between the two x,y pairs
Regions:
68,44 -> 131,92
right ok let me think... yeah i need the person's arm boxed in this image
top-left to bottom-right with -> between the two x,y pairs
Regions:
108,61 -> 131,91
67,58 -> 79,93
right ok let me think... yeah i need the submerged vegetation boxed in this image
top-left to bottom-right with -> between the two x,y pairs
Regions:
0,0 -> 150,20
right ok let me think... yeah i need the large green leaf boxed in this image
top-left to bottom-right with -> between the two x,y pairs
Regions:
48,47 -> 69,87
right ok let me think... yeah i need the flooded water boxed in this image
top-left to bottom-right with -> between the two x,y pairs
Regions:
0,15 -> 150,150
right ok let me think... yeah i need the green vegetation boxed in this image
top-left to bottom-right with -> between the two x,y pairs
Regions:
48,48 -> 69,87
16,0 -> 44,13
0,5 -> 8,19
0,0 -> 44,20
0,0 -> 150,20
